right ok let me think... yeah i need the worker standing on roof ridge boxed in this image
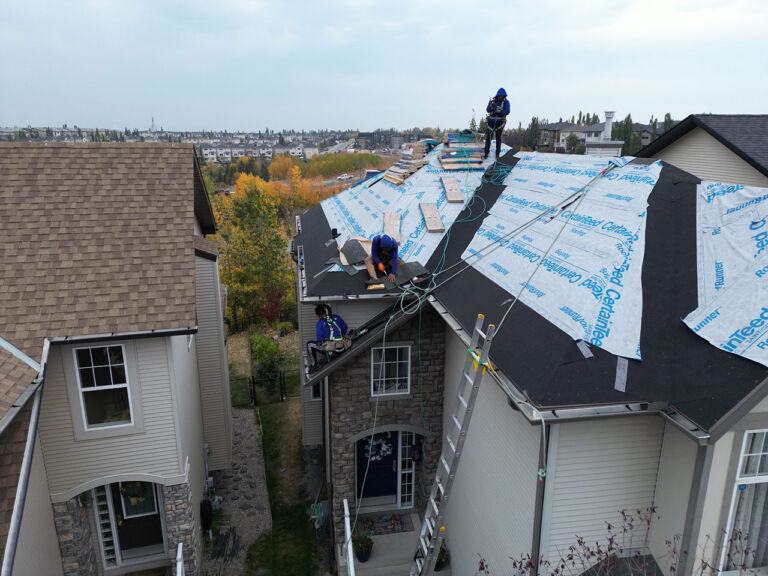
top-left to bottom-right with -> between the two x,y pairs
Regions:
484,87 -> 510,160
366,234 -> 403,283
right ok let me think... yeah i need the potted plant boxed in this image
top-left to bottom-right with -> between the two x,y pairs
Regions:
435,544 -> 449,572
353,531 -> 373,563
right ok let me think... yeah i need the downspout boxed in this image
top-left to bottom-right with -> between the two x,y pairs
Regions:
530,422 -> 549,576
324,376 -> 332,490
1,382 -> 44,576
676,443 -> 714,576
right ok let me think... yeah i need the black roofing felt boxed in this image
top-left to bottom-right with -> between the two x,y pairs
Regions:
297,151 -> 768,431
296,203 -> 404,298
637,114 -> 768,179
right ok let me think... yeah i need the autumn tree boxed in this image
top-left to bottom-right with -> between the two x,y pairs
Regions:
268,155 -> 294,180
213,174 -> 291,325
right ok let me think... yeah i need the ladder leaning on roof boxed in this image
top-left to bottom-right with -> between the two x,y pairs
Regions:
410,314 -> 496,576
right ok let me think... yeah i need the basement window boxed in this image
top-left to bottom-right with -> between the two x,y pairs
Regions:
74,345 -> 133,428
371,345 -> 410,396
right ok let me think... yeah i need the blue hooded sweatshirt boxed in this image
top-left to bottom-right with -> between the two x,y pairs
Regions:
371,234 -> 399,275
486,88 -> 510,125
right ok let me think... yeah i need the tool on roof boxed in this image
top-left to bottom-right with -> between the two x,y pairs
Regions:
410,314 -> 496,576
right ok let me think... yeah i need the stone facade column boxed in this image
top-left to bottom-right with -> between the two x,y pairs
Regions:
52,497 -> 96,576
163,482 -> 200,576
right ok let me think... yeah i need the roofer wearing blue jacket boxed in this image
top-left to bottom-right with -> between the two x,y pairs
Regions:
307,304 -> 350,370
484,87 -> 510,160
365,234 -> 403,283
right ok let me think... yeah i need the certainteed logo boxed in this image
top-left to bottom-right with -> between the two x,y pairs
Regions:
721,307 -> 768,353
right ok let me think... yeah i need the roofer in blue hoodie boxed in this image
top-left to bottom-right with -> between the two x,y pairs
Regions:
484,88 -> 510,160
365,234 -> 403,283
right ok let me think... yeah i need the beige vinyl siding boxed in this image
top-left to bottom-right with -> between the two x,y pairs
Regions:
195,257 -> 232,470
15,437 -> 63,576
441,328 -> 541,575
300,301 -> 323,445
647,422 -> 698,575
170,335 -> 205,498
656,127 -> 768,187
39,341 -> 182,502
300,298 -> 392,446
542,416 -> 664,564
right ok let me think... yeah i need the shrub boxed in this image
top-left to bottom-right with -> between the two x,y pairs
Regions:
251,332 -> 282,381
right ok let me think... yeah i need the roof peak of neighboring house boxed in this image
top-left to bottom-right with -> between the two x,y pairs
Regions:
0,143 -> 208,420
637,113 -> 768,179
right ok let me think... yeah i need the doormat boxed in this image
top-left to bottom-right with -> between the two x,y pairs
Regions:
362,513 -> 415,535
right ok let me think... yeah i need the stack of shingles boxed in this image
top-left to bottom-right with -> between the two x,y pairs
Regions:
439,143 -> 484,171
383,158 -> 428,185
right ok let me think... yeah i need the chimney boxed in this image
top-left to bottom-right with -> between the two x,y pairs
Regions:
602,111 -> 615,141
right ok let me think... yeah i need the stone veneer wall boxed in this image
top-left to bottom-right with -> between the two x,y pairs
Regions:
329,306 -> 445,545
164,482 -> 201,576
52,497 -> 96,576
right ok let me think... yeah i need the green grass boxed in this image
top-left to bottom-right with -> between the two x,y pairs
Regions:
230,369 -> 252,408
243,402 -> 317,575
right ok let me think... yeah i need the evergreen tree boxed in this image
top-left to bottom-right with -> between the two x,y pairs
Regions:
578,111 -> 583,124
663,113 -> 674,133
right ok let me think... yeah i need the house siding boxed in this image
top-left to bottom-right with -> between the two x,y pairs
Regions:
441,329 -> 541,576
300,298 -> 392,446
655,127 -> 768,187
14,437 -> 64,576
327,306 -> 445,545
647,421 -> 698,575
541,416 -> 664,565
39,341 -> 182,502
195,256 -> 232,470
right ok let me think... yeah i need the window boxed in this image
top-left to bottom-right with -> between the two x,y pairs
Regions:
371,346 -> 410,396
311,381 -> 322,400
74,345 -> 132,428
721,430 -> 768,571
118,481 -> 157,518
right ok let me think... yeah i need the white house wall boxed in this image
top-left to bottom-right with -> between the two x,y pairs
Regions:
441,328 -> 541,576
39,341 -> 182,502
655,127 -> 768,187
169,334 -> 205,516
647,421 -> 698,575
194,256 -> 233,470
14,436 -> 63,576
541,416 -> 664,569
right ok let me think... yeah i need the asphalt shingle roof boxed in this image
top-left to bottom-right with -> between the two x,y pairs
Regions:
637,114 -> 768,177
0,142 -> 213,415
696,114 -> 768,174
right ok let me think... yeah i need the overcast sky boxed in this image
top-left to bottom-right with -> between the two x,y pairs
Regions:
1,0 -> 766,131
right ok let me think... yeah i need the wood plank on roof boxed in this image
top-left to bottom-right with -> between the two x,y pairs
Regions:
383,212 -> 401,243
441,177 -> 464,203
420,203 -> 445,232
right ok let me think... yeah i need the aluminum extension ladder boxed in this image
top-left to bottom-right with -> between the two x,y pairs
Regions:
410,314 -> 496,576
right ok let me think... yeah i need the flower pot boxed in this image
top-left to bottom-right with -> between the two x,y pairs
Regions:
355,547 -> 372,563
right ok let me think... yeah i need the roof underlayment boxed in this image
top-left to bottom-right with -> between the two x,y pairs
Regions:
295,147 -> 768,431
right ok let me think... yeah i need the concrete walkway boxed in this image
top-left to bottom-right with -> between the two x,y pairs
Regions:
201,408 -> 272,575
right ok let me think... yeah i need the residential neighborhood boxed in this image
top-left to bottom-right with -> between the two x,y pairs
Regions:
2,2 -> 768,576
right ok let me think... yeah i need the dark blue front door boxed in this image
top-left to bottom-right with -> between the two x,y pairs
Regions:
356,432 -> 398,499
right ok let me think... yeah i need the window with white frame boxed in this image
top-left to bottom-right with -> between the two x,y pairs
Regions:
722,430 -> 768,571
371,345 -> 410,396
74,345 -> 132,428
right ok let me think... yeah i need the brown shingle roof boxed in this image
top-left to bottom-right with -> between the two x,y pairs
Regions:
0,402 -> 31,562
194,235 -> 219,259
0,143 -> 210,405
0,349 -> 37,419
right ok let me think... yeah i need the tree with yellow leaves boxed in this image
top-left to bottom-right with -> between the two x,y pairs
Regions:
213,174 -> 291,325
